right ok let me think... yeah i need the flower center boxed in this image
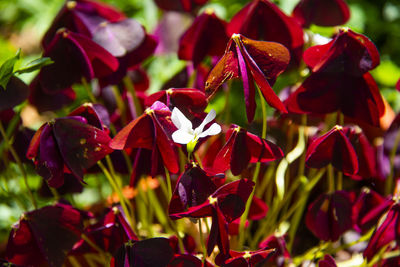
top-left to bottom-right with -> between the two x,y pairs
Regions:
208,196 -> 218,205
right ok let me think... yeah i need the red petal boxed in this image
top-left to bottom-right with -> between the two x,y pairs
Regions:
109,114 -> 154,150
246,131 -> 284,163
53,118 -> 113,179
306,126 -> 358,175
227,0 -> 304,63
205,50 -> 239,99
178,11 -> 228,66
238,39 -> 287,113
71,31 -> 119,77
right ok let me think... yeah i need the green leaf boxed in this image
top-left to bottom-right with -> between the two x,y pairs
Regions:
0,49 -> 20,89
15,57 -> 53,75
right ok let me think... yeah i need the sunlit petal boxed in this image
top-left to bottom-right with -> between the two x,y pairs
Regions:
198,123 -> 221,138
172,129 -> 195,144
195,109 -> 216,134
171,107 -> 192,131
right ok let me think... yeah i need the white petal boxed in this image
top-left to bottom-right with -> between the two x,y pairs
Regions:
172,129 -> 195,144
171,107 -> 192,131
194,109 -> 217,134
198,123 -> 221,138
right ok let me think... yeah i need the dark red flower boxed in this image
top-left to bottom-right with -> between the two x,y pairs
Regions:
352,187 -> 392,233
168,163 -> 222,215
292,0 -> 350,28
306,125 -> 358,176
26,116 -> 113,187
318,254 -> 337,267
305,190 -> 353,241
110,238 -> 174,267
39,29 -> 119,93
124,67 -> 150,92
213,125 -> 283,175
343,126 -> 377,179
169,254 -> 205,267
286,28 -> 385,127
170,179 -> 254,257
227,0 -> 304,64
42,0 -> 125,47
205,34 -> 290,122
109,101 -> 179,177
154,0 -> 208,13
6,203 -> 87,267
258,235 -> 290,267
145,88 -> 207,117
222,248 -> 275,267
0,76 -> 29,112
29,76 -> 76,112
71,206 -> 137,256
169,234 -> 197,254
364,201 -> 400,260
38,174 -> 84,197
178,10 -> 228,67
69,103 -> 110,131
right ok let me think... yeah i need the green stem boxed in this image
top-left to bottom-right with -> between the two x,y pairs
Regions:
256,162 -> 275,199
97,161 -> 135,230
258,88 -> 267,139
327,164 -> 335,193
337,111 -> 344,126
156,176 -> 169,201
111,85 -> 127,125
287,169 -> 325,251
0,121 -> 37,209
238,87 -> 267,248
198,219 -> 208,263
123,76 -> 142,117
164,167 -> 172,200
337,171 -> 343,191
81,233 -> 110,262
81,77 -> 96,103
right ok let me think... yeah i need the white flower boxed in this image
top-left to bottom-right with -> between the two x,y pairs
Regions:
171,108 -> 221,145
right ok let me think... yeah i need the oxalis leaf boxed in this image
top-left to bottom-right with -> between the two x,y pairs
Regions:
15,57 -> 53,75
0,49 -> 20,90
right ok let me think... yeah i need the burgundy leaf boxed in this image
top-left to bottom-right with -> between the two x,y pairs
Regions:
306,126 -> 359,175
168,164 -> 217,215
0,76 -> 29,112
40,30 -> 118,93
318,254 -> 337,267
293,0 -> 350,27
305,191 -> 353,241
178,10 -> 228,67
227,0 -> 304,64
364,202 -> 400,260
6,203 -> 86,267
111,238 -> 174,267
42,0 -> 125,47
29,76 -> 76,113
205,34 -> 289,122
53,118 -> 113,180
